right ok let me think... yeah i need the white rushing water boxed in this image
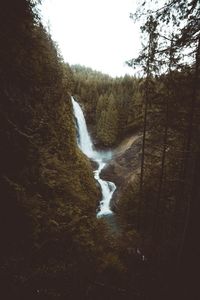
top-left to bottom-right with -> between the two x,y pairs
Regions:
71,96 -> 116,217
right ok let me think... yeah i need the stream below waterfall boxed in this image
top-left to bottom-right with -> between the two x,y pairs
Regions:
71,96 -> 116,217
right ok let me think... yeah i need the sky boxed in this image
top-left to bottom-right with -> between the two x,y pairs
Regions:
40,0 -> 141,77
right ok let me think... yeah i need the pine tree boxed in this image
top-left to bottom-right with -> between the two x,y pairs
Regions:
128,15 -> 159,231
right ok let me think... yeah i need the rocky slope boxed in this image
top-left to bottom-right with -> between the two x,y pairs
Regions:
101,133 -> 142,210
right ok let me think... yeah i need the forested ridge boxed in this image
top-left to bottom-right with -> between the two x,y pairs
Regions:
72,64 -> 143,146
0,0 -> 199,299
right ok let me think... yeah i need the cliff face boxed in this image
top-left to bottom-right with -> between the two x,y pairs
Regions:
101,134 -> 142,210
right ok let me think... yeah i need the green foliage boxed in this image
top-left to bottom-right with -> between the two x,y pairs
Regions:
96,93 -> 119,146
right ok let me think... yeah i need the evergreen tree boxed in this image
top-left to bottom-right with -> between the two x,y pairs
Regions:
127,14 -> 159,231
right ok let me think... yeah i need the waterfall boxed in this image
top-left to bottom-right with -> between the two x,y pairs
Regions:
71,96 -> 116,217
71,98 -> 94,158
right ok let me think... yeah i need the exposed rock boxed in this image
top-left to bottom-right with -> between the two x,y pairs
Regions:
100,133 -> 142,210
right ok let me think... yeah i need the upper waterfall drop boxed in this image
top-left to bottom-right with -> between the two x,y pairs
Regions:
71,97 -> 94,158
71,96 -> 116,217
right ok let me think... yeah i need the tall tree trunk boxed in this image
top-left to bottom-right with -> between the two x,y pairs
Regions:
137,16 -> 158,232
137,53 -> 151,232
137,80 -> 149,231
153,39 -> 174,238
153,96 -> 169,238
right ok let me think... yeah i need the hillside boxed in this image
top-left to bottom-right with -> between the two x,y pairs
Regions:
0,2 -> 121,298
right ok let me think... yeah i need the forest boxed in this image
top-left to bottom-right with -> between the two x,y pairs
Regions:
0,0 -> 199,299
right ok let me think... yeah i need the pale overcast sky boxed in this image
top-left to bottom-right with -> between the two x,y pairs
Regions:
40,0 -> 141,77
